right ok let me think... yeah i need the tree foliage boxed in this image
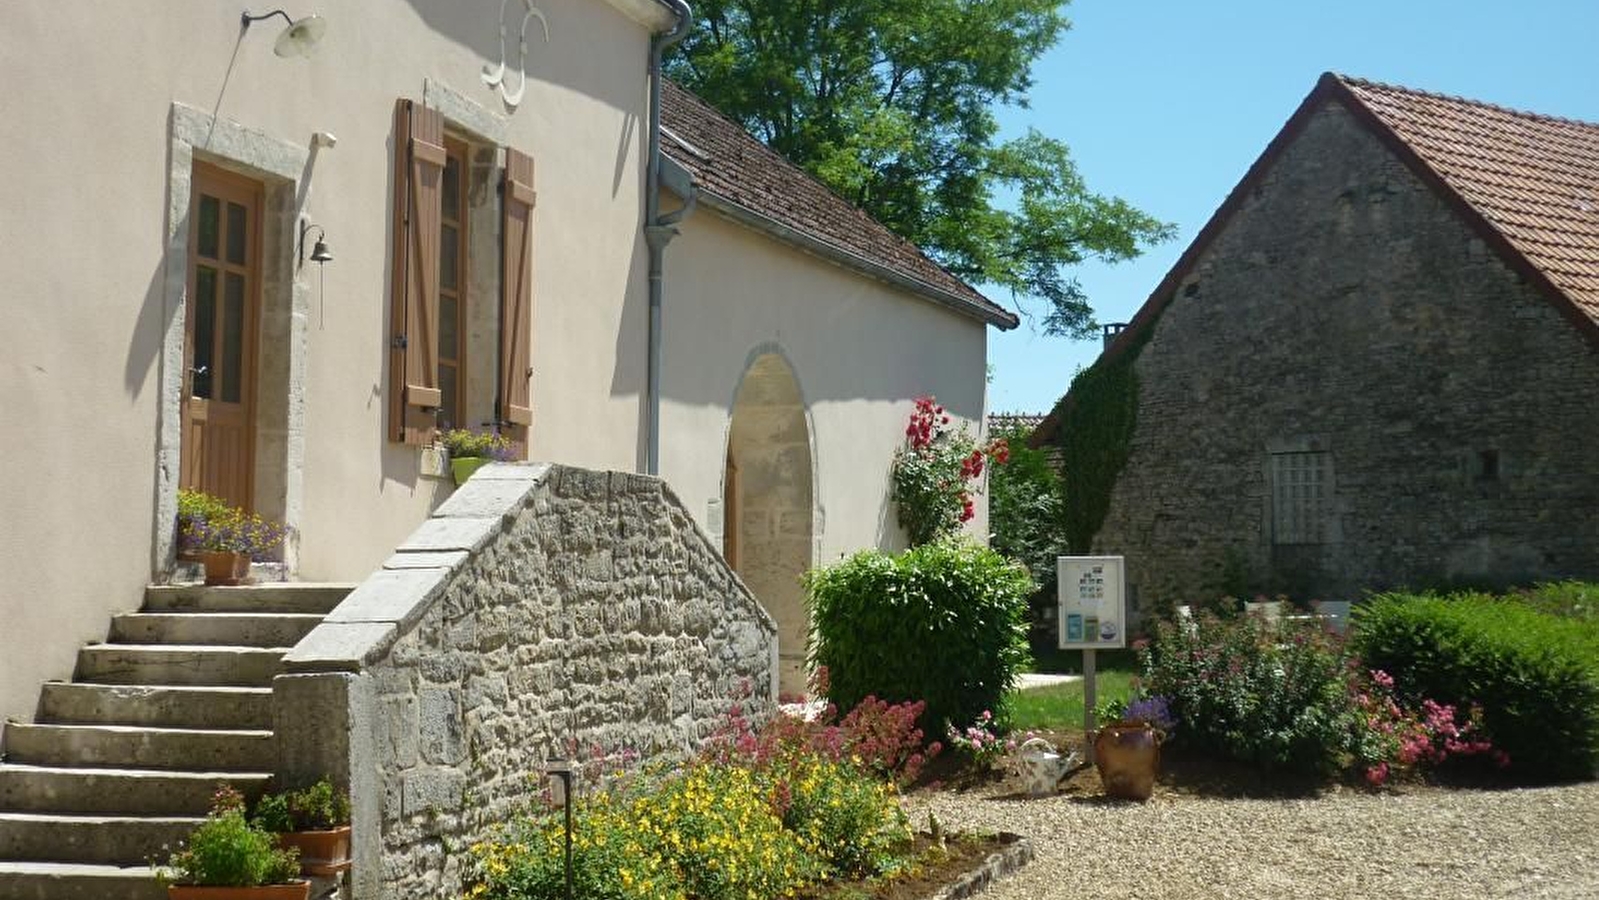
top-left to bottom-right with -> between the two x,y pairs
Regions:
667,0 -> 1173,336
986,423 -> 1066,589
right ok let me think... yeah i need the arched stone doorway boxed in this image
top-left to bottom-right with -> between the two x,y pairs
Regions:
724,353 -> 814,696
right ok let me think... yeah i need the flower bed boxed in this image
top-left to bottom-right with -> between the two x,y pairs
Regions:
464,698 -> 985,900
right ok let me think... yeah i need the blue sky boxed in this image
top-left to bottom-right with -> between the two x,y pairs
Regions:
987,0 -> 1599,415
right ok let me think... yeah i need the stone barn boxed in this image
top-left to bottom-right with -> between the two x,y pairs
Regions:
1033,73 -> 1599,609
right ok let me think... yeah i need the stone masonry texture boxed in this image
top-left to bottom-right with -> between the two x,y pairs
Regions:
280,463 -> 777,899
1093,100 -> 1599,608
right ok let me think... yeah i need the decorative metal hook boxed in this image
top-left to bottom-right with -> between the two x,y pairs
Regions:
482,0 -> 548,108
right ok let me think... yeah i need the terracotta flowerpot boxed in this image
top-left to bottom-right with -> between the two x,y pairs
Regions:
167,882 -> 310,900
1094,720 -> 1163,801
200,550 -> 251,586
278,825 -> 353,876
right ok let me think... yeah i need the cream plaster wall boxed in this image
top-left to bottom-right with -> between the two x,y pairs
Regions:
658,209 -> 992,636
0,0 -> 656,725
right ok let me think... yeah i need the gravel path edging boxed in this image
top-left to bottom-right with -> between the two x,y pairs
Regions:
933,833 -> 1035,900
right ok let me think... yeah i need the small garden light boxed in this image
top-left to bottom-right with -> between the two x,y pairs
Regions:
544,758 -> 574,900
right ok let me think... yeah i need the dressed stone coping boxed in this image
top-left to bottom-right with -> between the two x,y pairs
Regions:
282,463 -> 554,672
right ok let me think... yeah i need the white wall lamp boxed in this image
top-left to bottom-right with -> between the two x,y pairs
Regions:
241,9 -> 327,58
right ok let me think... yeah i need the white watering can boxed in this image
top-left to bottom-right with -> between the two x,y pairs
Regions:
1017,737 -> 1082,797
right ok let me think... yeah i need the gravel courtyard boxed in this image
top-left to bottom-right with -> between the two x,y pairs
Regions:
905,780 -> 1599,899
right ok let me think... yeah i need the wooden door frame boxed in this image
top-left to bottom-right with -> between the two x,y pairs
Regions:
154,104 -> 310,580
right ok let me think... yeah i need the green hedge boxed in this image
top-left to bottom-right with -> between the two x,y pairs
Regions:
806,540 -> 1032,734
1351,592 -> 1599,781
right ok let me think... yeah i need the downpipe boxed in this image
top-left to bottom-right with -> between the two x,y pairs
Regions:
644,0 -> 693,475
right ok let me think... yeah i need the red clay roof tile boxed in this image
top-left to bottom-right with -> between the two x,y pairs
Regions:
1339,75 -> 1599,325
659,80 -> 1017,328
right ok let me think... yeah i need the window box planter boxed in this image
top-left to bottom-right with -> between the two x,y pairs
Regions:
451,456 -> 492,485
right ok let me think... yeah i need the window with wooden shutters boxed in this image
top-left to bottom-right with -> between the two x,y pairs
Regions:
499,147 -> 536,439
389,98 -> 446,444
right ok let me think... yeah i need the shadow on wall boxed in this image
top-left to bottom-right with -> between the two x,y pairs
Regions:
401,0 -> 650,113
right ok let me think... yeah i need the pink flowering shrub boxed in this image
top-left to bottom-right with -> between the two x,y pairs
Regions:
704,689 -> 938,787
1350,668 -> 1508,786
890,395 -> 1010,545
1141,611 -> 1507,784
944,710 -> 1007,770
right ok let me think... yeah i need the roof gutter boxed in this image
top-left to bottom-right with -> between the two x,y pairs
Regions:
643,0 -> 694,476
690,187 -> 1018,329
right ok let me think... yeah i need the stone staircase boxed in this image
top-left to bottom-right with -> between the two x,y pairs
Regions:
0,583 -> 353,899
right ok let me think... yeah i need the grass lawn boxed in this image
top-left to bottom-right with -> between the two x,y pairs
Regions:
1008,669 -> 1138,732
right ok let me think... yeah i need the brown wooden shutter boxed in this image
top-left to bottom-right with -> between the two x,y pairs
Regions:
499,148 -> 537,434
389,98 -> 446,443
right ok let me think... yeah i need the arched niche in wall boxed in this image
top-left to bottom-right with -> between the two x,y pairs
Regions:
724,351 -> 814,696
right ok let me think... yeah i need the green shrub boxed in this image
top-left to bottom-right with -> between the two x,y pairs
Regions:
1510,581 -> 1599,623
986,424 -> 1065,590
159,786 -> 300,887
1139,613 -> 1355,775
1351,592 -> 1599,781
252,778 -> 351,832
806,539 -> 1032,734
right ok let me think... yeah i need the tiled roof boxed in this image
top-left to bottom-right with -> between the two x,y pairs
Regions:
659,80 -> 1017,329
1339,75 -> 1599,326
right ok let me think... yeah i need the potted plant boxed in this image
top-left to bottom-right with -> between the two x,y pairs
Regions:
439,428 -> 516,485
181,497 -> 289,586
1093,695 -> 1175,802
157,786 -> 308,899
176,489 -> 233,562
252,779 -> 353,876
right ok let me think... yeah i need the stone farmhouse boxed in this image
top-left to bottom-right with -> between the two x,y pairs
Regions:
1034,73 -> 1599,610
0,2 -> 1013,896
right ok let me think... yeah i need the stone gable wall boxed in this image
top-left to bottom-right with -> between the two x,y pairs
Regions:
1094,100 -> 1599,607
277,463 -> 778,899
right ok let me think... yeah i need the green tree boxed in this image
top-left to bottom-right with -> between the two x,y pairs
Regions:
667,0 -> 1173,337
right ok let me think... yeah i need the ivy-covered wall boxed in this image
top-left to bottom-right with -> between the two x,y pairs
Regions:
1049,327 -> 1151,555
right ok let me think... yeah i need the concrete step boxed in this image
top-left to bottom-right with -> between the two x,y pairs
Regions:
39,683 -> 273,730
2,724 -> 274,772
0,861 -> 165,900
0,812 -> 199,865
75,645 -> 288,687
109,612 -> 323,648
143,583 -> 352,615
0,764 -> 271,815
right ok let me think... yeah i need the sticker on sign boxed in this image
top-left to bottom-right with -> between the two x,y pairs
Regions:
1057,556 -> 1127,650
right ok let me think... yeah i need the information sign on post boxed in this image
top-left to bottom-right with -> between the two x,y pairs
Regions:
1057,556 -> 1126,650
1057,556 -> 1127,762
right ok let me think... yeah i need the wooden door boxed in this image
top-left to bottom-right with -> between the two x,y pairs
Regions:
180,164 -> 261,510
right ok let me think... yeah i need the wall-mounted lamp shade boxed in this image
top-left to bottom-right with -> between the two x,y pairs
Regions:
241,10 -> 326,58
274,14 -> 325,57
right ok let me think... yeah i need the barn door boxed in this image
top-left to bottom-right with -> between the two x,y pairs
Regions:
180,163 -> 261,509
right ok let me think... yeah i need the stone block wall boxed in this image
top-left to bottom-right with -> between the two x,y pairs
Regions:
277,463 -> 778,899
1092,99 -> 1599,606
